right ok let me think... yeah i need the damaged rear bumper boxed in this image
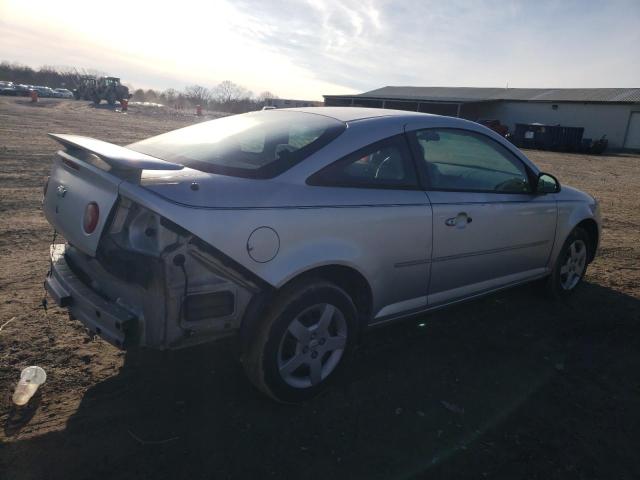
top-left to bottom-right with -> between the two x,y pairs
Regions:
43,195 -> 270,351
45,244 -> 138,349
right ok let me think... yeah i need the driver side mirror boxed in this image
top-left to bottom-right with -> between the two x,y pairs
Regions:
536,172 -> 561,194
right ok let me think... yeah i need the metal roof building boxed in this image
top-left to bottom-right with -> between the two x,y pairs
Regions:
324,87 -> 640,149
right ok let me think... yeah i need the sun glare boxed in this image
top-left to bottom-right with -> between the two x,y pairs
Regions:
0,0 -> 356,99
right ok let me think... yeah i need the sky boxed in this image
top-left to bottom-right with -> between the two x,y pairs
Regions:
1,0 -> 638,100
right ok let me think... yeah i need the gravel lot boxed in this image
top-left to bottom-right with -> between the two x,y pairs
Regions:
1,96 -> 639,480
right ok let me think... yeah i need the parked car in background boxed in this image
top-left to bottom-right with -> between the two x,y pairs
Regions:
43,108 -> 601,402
33,86 -> 56,98
0,81 -> 16,95
15,85 -> 33,96
54,88 -> 74,99
0,83 -> 32,96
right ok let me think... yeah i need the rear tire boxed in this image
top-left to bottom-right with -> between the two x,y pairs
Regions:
242,279 -> 357,403
547,227 -> 590,299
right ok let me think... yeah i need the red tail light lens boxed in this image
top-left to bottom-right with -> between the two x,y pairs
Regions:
83,202 -> 99,234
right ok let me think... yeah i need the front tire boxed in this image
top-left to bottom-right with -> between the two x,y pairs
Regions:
547,227 -> 590,298
242,279 -> 357,403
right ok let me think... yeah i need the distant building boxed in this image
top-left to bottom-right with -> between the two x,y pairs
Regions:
264,98 -> 323,108
324,87 -> 640,150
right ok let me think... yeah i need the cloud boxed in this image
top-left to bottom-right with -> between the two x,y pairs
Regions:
1,0 -> 638,98
226,0 -> 640,92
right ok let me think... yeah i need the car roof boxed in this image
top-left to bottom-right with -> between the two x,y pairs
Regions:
285,106 -> 429,122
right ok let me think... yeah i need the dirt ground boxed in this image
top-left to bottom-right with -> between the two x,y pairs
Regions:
0,96 -> 639,480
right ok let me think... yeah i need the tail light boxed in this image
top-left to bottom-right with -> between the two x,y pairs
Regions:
83,202 -> 100,234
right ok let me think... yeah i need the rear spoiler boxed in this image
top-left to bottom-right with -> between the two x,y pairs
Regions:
48,133 -> 183,171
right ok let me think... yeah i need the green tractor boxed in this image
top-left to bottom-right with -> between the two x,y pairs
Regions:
73,75 -> 97,100
91,77 -> 130,106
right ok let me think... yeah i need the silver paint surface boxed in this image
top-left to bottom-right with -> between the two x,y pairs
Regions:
43,108 -> 601,348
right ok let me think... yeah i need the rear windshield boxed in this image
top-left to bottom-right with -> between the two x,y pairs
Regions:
128,111 -> 345,178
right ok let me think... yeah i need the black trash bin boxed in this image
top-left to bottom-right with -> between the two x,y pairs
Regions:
513,123 -> 584,151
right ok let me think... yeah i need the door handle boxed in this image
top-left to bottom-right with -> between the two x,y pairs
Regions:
446,212 -> 473,227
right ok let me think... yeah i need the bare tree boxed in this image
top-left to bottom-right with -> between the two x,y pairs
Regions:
132,89 -> 146,101
145,89 -> 159,102
257,91 -> 278,102
212,80 -> 251,104
183,85 -> 211,106
161,88 -> 178,104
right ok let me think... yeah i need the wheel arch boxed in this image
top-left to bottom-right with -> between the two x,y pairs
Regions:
575,218 -> 599,263
279,264 -> 373,323
239,263 -> 373,351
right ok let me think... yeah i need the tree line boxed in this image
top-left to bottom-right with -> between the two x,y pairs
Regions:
132,82 -> 277,114
0,61 -> 277,113
0,61 -> 103,90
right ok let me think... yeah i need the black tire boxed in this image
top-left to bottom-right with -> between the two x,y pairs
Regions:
92,96 -> 101,105
547,227 -> 591,299
242,279 -> 357,403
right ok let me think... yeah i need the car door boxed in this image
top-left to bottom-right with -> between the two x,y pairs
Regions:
307,134 -> 433,320
405,127 -> 557,306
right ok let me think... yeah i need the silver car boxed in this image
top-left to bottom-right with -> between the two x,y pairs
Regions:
43,108 -> 601,402
54,88 -> 74,99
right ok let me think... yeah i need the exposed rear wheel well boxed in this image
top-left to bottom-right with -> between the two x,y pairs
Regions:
280,265 -> 373,327
240,265 -> 372,351
576,219 -> 599,262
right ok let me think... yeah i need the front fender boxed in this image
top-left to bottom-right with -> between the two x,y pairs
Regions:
549,199 -> 601,269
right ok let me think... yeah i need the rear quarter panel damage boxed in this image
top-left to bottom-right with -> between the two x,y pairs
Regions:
119,181 -> 433,321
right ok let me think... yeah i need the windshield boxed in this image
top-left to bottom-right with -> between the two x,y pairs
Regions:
128,111 -> 345,178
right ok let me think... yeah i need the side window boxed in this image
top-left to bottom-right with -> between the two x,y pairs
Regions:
308,135 -> 418,189
411,129 -> 531,193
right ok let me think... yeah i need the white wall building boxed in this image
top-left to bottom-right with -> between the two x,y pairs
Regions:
325,87 -> 640,150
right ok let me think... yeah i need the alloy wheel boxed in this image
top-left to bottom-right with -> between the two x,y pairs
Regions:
560,239 -> 587,290
277,303 -> 348,389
